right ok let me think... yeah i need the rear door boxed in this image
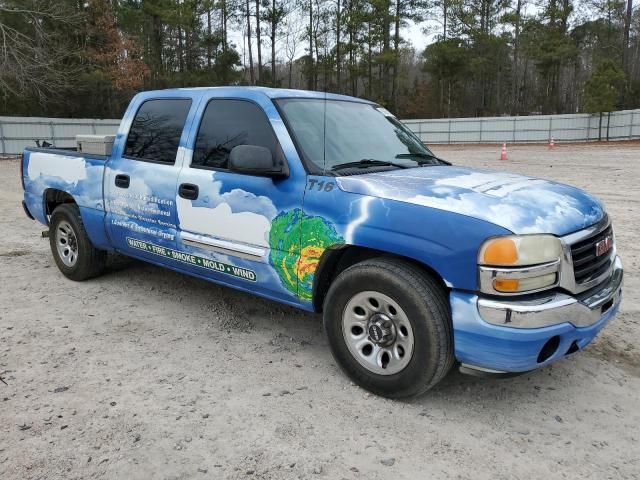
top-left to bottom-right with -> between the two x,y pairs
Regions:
174,94 -> 307,304
105,95 -> 197,260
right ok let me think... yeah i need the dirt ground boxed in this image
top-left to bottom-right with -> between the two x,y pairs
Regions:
1,143 -> 639,480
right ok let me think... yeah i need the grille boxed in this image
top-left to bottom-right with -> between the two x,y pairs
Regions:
570,225 -> 614,285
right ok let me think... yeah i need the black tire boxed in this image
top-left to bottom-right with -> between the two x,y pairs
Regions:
323,257 -> 454,398
49,203 -> 106,281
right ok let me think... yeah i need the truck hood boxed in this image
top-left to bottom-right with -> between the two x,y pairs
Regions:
336,166 -> 604,236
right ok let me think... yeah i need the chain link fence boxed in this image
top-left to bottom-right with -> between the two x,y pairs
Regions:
2,110 -> 640,155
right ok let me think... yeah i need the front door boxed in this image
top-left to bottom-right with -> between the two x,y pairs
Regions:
105,96 -> 195,261
174,95 -> 307,305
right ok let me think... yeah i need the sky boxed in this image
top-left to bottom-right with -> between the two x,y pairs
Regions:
407,21 -> 434,52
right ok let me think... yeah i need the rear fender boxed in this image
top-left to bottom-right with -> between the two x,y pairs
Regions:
23,150 -> 111,250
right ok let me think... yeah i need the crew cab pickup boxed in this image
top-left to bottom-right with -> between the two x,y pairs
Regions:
21,87 -> 623,398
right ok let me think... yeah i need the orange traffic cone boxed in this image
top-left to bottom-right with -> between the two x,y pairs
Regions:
500,142 -> 508,161
548,138 -> 555,150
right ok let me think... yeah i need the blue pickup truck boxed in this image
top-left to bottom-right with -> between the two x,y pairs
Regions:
21,87 -> 623,397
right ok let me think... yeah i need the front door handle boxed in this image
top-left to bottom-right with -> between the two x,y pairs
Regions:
115,174 -> 130,188
179,183 -> 199,200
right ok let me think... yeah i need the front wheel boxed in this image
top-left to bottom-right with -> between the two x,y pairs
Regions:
323,258 -> 454,398
49,204 -> 106,281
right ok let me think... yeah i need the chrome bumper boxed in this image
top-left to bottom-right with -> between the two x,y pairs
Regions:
477,256 -> 623,329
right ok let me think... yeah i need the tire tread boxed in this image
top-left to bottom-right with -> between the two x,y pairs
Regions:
324,256 -> 454,398
49,203 -> 106,281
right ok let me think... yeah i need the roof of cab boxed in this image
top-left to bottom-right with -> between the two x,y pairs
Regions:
138,86 -> 375,104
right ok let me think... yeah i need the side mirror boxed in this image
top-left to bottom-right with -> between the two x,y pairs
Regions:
229,145 -> 289,178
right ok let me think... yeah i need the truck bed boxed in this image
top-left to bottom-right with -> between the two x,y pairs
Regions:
22,147 -> 109,229
24,146 -> 109,161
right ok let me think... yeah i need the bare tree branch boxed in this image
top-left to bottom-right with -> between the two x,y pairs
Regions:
0,0 -> 82,105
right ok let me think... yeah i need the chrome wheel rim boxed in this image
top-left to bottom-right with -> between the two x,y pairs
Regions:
55,220 -> 78,267
342,291 -> 415,375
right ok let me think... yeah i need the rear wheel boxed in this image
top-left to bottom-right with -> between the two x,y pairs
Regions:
323,257 -> 454,398
49,204 -> 106,281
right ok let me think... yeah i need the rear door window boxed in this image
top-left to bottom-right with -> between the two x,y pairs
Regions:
192,99 -> 277,170
124,98 -> 192,164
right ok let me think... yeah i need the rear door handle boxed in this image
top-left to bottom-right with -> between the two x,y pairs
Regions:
115,174 -> 130,188
179,183 -> 199,200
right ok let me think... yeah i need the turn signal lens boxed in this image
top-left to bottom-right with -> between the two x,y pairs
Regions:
493,273 -> 557,293
493,278 -> 519,292
482,238 -> 518,265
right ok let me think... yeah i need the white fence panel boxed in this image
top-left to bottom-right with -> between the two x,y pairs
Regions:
0,117 -> 120,155
404,109 -> 640,145
1,110 -> 639,154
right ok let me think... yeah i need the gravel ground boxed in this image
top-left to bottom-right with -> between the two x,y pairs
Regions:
1,143 -> 639,480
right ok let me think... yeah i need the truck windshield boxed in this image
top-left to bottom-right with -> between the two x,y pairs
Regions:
275,98 -> 442,173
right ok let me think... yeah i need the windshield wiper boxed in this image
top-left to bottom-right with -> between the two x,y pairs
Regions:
330,159 -> 410,171
395,152 -> 451,165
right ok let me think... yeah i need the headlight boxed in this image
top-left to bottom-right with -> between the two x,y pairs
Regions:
479,235 -> 562,266
478,235 -> 562,295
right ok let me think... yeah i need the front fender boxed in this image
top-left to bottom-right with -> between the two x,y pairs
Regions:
303,183 -> 511,291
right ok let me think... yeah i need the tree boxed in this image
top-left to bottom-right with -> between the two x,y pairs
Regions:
282,7 -> 303,86
521,0 -> 578,113
622,0 -> 632,74
86,0 -> 149,115
256,0 -> 263,82
246,0 -> 255,83
584,59 -> 626,112
335,0 -> 343,91
0,0 -> 81,105
305,0 -> 315,89
372,0 -> 393,105
503,0 -> 526,113
2,0 -> 639,118
263,0 -> 288,85
423,38 -> 468,116
391,0 -> 427,109
425,0 -> 459,39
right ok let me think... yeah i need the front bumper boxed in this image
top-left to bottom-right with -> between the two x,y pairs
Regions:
451,256 -> 623,374
478,256 -> 623,329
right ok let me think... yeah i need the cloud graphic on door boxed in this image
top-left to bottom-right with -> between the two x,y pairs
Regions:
177,197 -> 272,246
176,173 -> 277,247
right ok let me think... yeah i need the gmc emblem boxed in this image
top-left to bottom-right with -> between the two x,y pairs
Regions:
595,235 -> 613,257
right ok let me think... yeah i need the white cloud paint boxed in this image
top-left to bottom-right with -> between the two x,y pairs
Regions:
176,172 -> 277,247
338,168 -> 603,235
28,152 -> 87,184
176,196 -> 272,247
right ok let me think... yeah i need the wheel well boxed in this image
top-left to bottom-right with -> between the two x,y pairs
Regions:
312,245 -> 447,312
44,189 -> 76,216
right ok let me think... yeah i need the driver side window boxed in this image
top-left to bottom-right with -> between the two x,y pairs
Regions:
192,99 -> 277,170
